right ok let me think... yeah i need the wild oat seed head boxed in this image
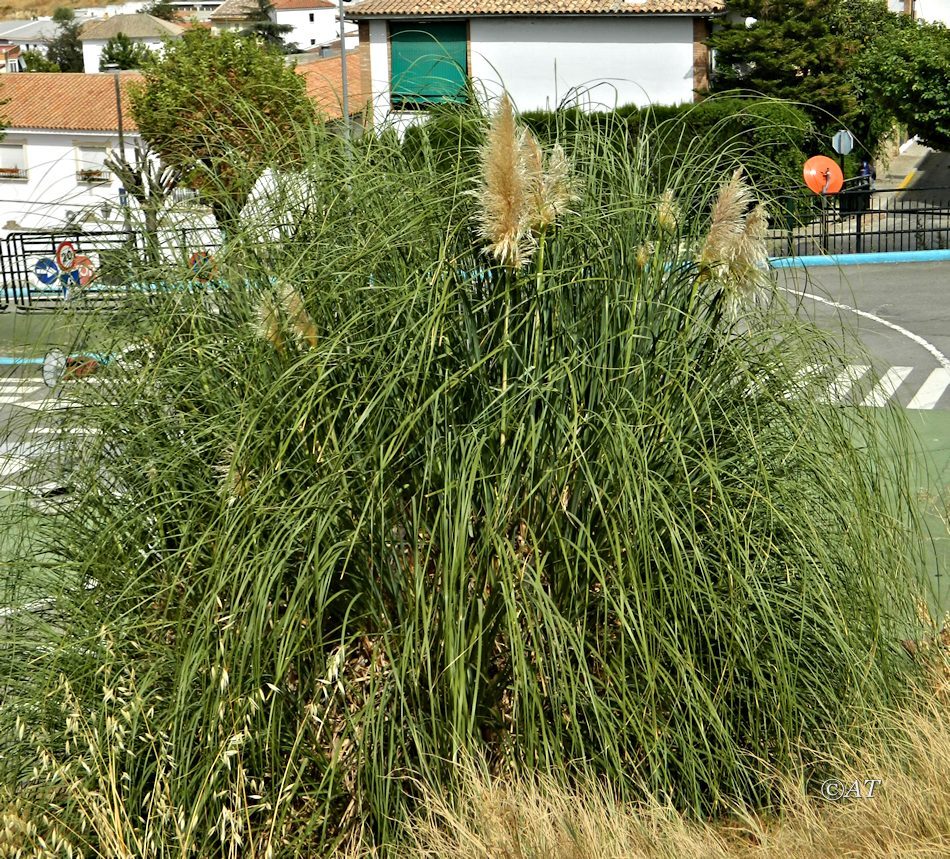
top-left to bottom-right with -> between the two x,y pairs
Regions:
476,92 -> 533,268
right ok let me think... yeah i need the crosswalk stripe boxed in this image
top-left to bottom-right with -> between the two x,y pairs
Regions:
861,366 -> 913,407
906,367 -> 950,410
826,364 -> 870,403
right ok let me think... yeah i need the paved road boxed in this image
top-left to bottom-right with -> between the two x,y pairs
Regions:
775,261 -> 950,409
901,151 -> 950,205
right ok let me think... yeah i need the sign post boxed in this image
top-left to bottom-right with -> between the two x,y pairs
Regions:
831,129 -> 854,177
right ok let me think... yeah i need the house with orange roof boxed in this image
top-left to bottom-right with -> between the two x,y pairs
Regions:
348,0 -> 725,127
80,14 -> 185,74
0,54 -> 366,232
0,72 -> 142,231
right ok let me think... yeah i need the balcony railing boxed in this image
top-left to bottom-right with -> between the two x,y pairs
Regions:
77,168 -> 110,184
0,167 -> 27,181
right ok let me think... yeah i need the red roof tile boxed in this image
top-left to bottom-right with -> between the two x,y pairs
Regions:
296,48 -> 369,119
349,0 -> 723,14
0,72 -> 140,133
273,0 -> 336,9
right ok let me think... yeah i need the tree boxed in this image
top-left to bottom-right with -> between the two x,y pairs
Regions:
129,29 -> 317,231
143,0 -> 178,21
860,19 -> 950,150
707,0 -> 889,149
22,49 -> 60,72
46,7 -> 83,72
99,33 -> 152,70
241,0 -> 296,52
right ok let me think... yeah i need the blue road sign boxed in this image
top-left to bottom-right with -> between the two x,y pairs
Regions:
34,257 -> 59,285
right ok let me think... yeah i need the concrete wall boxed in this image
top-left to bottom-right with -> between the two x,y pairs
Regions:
82,35 -> 164,73
914,0 -> 950,24
365,16 -> 698,128
469,17 -> 696,112
0,128 -> 137,231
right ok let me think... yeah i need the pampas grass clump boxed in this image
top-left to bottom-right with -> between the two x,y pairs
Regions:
0,98 -> 927,857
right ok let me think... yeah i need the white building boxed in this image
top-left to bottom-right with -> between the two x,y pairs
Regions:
80,14 -> 184,73
210,0 -> 354,51
348,0 -> 724,128
0,18 -> 61,56
0,72 -> 140,231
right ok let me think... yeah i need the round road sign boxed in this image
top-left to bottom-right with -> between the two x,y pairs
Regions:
33,257 -> 59,285
56,241 -> 77,271
73,254 -> 95,286
803,156 -> 844,195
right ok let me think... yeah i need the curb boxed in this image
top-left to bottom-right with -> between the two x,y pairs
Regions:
770,250 -> 950,268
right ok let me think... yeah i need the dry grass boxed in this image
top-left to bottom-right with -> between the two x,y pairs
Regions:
401,653 -> 950,859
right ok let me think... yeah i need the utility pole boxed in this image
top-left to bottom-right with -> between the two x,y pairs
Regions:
104,64 -> 132,233
338,0 -> 349,138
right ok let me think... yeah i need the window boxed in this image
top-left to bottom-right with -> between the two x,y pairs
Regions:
76,145 -> 110,184
308,12 -> 314,21
0,143 -> 27,180
310,38 -> 316,45
389,22 -> 467,109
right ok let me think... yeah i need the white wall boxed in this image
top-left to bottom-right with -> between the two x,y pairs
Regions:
915,0 -> 950,24
469,18 -> 696,112
0,129 -> 138,231
366,16 -> 698,128
275,8 -> 338,50
82,35 -> 164,73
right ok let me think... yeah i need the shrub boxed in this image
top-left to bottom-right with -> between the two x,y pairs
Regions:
0,100 -> 925,856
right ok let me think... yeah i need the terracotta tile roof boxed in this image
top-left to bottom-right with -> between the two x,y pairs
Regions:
296,47 -> 369,119
273,0 -> 336,9
209,0 -> 259,20
80,14 -> 184,40
349,0 -> 723,14
0,72 -> 140,132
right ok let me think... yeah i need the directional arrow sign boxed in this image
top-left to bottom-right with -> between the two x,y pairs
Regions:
33,257 -> 59,285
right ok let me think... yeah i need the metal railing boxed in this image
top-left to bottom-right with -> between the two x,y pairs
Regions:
768,184 -> 950,257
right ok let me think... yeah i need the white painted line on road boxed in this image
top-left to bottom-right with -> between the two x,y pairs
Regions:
862,366 -> 913,407
823,364 -> 870,403
783,289 -> 950,371
907,368 -> 950,409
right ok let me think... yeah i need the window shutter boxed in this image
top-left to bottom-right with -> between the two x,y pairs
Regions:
390,22 -> 467,107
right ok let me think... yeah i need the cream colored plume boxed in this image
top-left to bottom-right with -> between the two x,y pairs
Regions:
253,283 -> 318,352
697,169 -> 770,315
656,188 -> 680,234
476,93 -> 533,269
476,94 -> 576,268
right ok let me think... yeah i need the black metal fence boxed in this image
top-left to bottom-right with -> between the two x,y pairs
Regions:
0,229 -> 217,311
768,185 -> 950,258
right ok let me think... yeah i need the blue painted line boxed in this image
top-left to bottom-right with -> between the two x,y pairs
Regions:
771,249 -> 950,268
0,357 -> 43,365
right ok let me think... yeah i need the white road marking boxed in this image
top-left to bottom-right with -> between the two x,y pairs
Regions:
784,289 -> 950,371
906,368 -> 950,410
862,366 -> 913,407
825,364 -> 870,403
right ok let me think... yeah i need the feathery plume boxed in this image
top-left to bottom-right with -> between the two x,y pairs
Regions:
697,169 -> 770,316
476,93 -> 533,268
534,143 -> 576,231
278,282 -> 319,350
254,290 -> 285,354
635,242 -> 654,271
656,188 -> 680,234
252,283 -> 318,352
